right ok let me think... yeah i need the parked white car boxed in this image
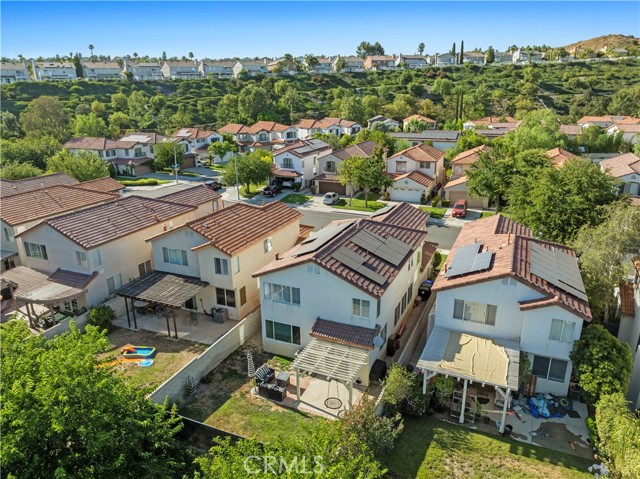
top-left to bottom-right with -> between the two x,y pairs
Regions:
323,192 -> 340,205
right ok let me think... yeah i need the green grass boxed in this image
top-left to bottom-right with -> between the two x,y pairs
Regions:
434,252 -> 448,270
240,182 -> 267,198
387,416 -> 592,479
419,206 -> 447,219
177,171 -> 202,178
116,177 -> 172,186
481,211 -> 497,219
208,164 -> 227,171
280,193 -> 312,205
333,193 -> 387,212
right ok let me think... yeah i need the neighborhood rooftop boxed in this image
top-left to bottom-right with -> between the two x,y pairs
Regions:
158,184 -> 222,207
0,173 -> 78,198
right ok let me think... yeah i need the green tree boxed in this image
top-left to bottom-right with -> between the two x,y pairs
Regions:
608,84 -> 640,117
432,77 -> 453,97
405,119 -> 429,133
216,94 -> 240,125
47,149 -> 110,181
570,325 -> 632,405
108,111 -> 132,130
572,125 -> 626,153
417,42 -> 425,55
383,94 -> 416,120
1,111 -> 22,139
19,96 -> 69,141
407,81 -> 425,97
91,100 -> 106,117
154,141 -> 184,170
573,203 -> 640,321
0,321 -> 186,479
354,129 -> 395,152
207,133 -> 236,161
356,41 -> 385,58
0,136 -> 60,170
339,95 -> 367,125
459,40 -> 464,64
450,42 -> 456,58
334,57 -> 347,72
354,147 -> 392,207
74,113 -> 108,137
498,110 -> 565,154
337,156 -> 364,205
127,90 -> 151,127
485,46 -> 495,64
222,152 -> 273,194
444,130 -> 488,162
237,85 -> 274,123
0,161 -> 43,180
466,147 -> 515,209
110,92 -> 129,112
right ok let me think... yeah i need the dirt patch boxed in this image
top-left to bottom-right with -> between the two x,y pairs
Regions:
530,422 -> 593,460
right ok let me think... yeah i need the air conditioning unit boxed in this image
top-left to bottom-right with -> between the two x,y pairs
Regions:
212,307 -> 229,323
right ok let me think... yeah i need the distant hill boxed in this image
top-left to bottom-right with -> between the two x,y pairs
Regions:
563,34 -> 639,53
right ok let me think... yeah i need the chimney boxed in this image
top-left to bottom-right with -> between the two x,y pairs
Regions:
276,253 -> 280,260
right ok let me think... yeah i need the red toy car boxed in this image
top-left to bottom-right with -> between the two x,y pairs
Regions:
452,199 -> 468,218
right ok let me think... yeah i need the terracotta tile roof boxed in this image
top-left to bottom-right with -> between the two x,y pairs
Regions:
610,124 -> 640,133
371,202 -> 430,230
64,137 -> 121,150
619,282 -> 635,317
310,318 -> 380,349
272,167 -> 302,178
254,218 -> 427,298
444,176 -> 468,189
366,55 -> 395,62
390,143 -> 444,163
293,117 -> 358,129
404,114 -> 436,124
546,147 -> 579,168
158,185 -> 221,207
312,172 -> 340,182
452,145 -> 491,165
332,140 -> 382,160
273,139 -> 332,158
560,125 -> 583,136
163,61 -> 198,67
187,202 -> 302,256
248,121 -> 292,133
432,214 -> 591,320
469,116 -> 518,126
39,196 -> 195,249
1,185 -> 117,227
171,127 -> 215,139
48,268 -> 97,289
600,153 -> 640,177
578,115 -> 640,125
298,224 -> 315,241
393,171 -> 435,188
218,123 -> 247,135
0,173 -> 78,198
72,176 -> 125,194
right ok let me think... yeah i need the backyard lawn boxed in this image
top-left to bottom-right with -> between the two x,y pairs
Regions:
240,182 -> 267,198
419,206 -> 447,219
281,193 -> 312,205
99,327 -> 208,391
333,193 -> 387,212
386,416 -> 592,479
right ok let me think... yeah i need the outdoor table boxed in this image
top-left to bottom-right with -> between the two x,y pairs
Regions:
276,371 -> 291,388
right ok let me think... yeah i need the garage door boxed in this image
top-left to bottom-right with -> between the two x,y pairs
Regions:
318,181 -> 346,195
447,190 -> 487,209
390,188 -> 422,203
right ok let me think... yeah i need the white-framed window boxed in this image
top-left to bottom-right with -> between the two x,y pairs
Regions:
92,249 -> 102,267
265,319 -> 301,345
282,157 -> 294,169
24,242 -> 48,260
307,264 -> 320,275
549,319 -> 576,343
263,237 -> 272,253
214,257 -> 229,275
107,273 -> 122,295
75,251 -> 88,266
263,282 -> 300,306
216,287 -> 236,307
394,303 -> 401,325
352,298 -> 370,318
453,299 -> 497,325
501,277 -> 517,286
532,355 -> 568,382
163,247 -> 188,266
419,161 -> 431,169
232,256 -> 240,275
3,227 -> 14,242
379,324 -> 388,350
396,161 -> 407,173
64,299 -> 79,312
258,133 -> 268,142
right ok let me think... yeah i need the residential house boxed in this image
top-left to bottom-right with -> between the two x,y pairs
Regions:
272,139 -> 332,188
253,208 -> 436,387
512,49 -> 544,63
233,60 -> 268,77
363,55 -> 396,70
491,51 -> 514,64
435,53 -> 456,66
395,55 -> 428,69
31,61 -> 77,81
386,143 -> 445,203
71,176 -> 125,196
170,128 -> 224,164
293,117 -> 362,138
82,61 -> 121,80
313,140 -> 385,195
546,147 -> 579,169
367,115 -> 400,130
617,257 -> 640,409
600,153 -> 640,197
0,172 -> 78,199
463,116 -> 520,130
161,61 -> 201,79
0,61 -> 29,84
403,114 -> 437,130
559,124 -> 583,139
444,145 -> 491,209
305,57 -> 333,74
607,123 -> 640,145
389,130 -> 460,151
417,214 -> 591,426
64,136 -> 156,176
332,56 -> 364,72
219,121 -> 299,152
121,59 -> 163,80
149,202 -> 305,321
268,58 -> 297,75
15,195 -> 205,309
199,60 -> 235,79
463,51 -> 485,65
157,185 -> 223,218
576,115 -> 640,129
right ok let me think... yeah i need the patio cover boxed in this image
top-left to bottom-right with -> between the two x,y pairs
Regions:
1,266 -> 85,304
115,271 -> 208,307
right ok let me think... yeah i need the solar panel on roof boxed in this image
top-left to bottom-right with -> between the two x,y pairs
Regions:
529,243 -> 588,301
331,247 -> 387,285
350,230 -> 412,266
296,221 -> 354,256
445,243 -> 494,278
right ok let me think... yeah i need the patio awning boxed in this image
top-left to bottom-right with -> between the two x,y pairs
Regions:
416,327 -> 520,390
1,266 -> 86,304
1,249 -> 18,260
291,338 -> 369,386
114,271 -> 208,307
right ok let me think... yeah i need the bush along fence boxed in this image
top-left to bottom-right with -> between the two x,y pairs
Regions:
148,308 -> 261,405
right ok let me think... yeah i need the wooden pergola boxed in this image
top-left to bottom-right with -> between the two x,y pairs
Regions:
115,271 -> 208,339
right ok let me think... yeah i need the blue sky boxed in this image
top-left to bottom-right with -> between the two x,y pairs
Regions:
1,1 -> 639,59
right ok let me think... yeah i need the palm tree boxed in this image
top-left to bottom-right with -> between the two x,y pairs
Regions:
88,44 -> 94,57
188,52 -> 194,61
133,52 -> 139,60
418,43 -> 425,56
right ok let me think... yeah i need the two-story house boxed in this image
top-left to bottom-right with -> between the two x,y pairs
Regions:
32,61 -> 77,81
395,55 -> 428,69
444,145 -> 491,208
367,115 -> 400,130
293,117 -> 362,138
218,121 -> 299,152
270,139 -> 332,188
435,53 -> 456,66
149,202 -> 305,321
463,51 -> 485,65
199,60 -> 235,78
161,61 -> 201,79
607,123 -> 640,145
233,60 -> 268,77
417,214 -> 591,432
0,61 -> 29,83
492,51 -> 514,63
82,61 -> 121,80
313,140 -> 385,196
386,143 -> 445,203
389,130 -> 460,151
305,57 -> 333,73
463,116 -> 520,130
600,153 -> 640,197
512,49 -> 544,63
121,59 -> 163,80
253,207 -> 436,390
170,128 -> 224,164
332,56 -> 364,72
363,55 -> 396,70
403,114 -> 437,130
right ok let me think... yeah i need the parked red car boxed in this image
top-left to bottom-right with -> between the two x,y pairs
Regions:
262,184 -> 282,197
452,199 -> 468,218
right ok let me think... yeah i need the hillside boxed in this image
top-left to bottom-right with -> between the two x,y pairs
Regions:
563,34 -> 639,53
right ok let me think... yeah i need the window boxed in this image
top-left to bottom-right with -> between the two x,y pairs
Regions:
549,319 -> 576,343
3,227 -> 14,242
286,131 -> 297,139
233,256 -> 240,275
107,274 -> 122,295
216,288 -> 236,307
92,249 -> 102,267
163,247 -> 188,266
396,161 -> 407,173
532,355 -> 568,382
240,286 -> 247,306
64,299 -> 79,312
134,147 -> 143,157
214,257 -> 229,275
419,161 -> 431,169
265,320 -> 301,345
379,324 -> 388,350
501,277 -> 517,286
258,133 -> 268,142
24,242 -> 48,260
138,260 -> 152,276
75,251 -> 88,266
377,299 -> 381,317
394,304 -> 401,326
401,294 -> 407,314
263,237 -> 272,253
307,264 -> 320,275
453,299 -> 497,325
282,157 -> 294,169
352,298 -> 370,317
408,285 -> 413,302
263,282 -> 300,306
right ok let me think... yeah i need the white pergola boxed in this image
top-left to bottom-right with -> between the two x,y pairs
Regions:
417,327 -> 520,433
291,338 -> 369,409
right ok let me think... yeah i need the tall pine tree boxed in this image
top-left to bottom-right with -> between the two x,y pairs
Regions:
450,42 -> 456,59
459,40 -> 465,64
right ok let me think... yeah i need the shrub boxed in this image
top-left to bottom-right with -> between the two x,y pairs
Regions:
118,178 -> 160,186
431,195 -> 440,207
382,190 -> 390,201
382,364 -> 427,417
441,199 -> 451,207
293,182 -> 302,192
87,305 -> 116,333
309,184 -> 316,194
